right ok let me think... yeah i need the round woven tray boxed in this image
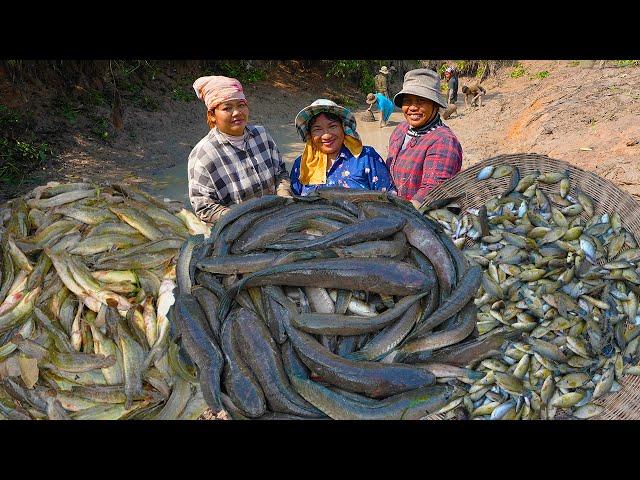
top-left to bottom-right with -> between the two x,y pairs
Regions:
422,153 -> 640,420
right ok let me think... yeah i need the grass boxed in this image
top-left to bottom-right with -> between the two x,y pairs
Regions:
568,60 -> 580,67
0,104 -> 52,187
510,64 -> 526,78
534,70 -> 550,79
615,60 -> 640,68
0,104 -> 20,130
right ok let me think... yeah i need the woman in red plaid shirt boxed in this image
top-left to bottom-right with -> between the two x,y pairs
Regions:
386,69 -> 463,209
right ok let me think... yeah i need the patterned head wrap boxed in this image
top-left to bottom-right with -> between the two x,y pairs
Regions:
193,75 -> 246,111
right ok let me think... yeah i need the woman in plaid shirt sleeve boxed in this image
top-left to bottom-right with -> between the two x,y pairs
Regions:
386,69 -> 463,209
187,75 -> 292,224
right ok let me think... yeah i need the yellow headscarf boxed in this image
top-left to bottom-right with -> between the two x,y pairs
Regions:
299,135 -> 363,185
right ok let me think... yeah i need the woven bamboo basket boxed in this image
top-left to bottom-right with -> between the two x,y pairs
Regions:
422,153 -> 640,420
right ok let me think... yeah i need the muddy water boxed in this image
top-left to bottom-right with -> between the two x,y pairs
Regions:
146,109 -> 404,205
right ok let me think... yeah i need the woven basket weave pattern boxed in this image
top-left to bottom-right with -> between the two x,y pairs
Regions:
421,153 -> 640,420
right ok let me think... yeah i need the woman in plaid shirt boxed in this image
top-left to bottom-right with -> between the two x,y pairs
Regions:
387,69 -> 463,209
290,99 -> 395,196
187,76 -> 292,224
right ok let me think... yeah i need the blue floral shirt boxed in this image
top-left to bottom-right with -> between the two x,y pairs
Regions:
290,145 -> 396,196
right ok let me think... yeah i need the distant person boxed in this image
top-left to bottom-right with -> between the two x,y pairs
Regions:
444,67 -> 459,105
442,66 -> 459,120
289,99 -> 395,196
386,69 -> 463,208
374,66 -> 391,99
365,92 -> 394,128
462,83 -> 487,108
188,75 -> 292,224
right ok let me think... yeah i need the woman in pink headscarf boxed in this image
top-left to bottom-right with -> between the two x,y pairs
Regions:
187,75 -> 292,224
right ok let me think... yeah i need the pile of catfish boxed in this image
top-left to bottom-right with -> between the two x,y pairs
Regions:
175,188 -> 492,420
422,164 -> 640,419
0,181 -> 211,420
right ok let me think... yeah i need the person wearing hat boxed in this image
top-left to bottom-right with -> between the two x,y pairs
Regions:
365,92 -> 394,128
386,69 -> 463,209
289,99 -> 395,196
187,75 -> 292,224
444,67 -> 459,105
374,66 -> 391,99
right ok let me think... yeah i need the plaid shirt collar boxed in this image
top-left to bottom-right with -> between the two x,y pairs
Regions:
210,126 -> 257,145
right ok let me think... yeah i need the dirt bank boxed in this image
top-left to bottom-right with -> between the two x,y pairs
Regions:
445,60 -> 640,199
2,60 -> 639,203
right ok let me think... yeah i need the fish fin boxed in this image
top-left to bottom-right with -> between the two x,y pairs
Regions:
285,220 -> 307,233
264,243 -> 297,251
344,351 -> 365,362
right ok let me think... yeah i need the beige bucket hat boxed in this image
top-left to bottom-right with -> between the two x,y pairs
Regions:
365,93 -> 377,104
393,69 -> 447,109
379,66 -> 389,74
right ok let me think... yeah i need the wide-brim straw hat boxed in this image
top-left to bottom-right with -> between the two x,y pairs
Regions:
294,99 -> 360,142
379,66 -> 389,74
365,93 -> 377,105
393,68 -> 447,109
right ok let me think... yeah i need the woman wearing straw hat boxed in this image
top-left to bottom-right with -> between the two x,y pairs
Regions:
289,99 -> 395,196
188,75 -> 292,224
366,92 -> 394,128
386,69 -> 463,209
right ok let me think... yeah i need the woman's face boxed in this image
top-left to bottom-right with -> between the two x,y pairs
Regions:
211,99 -> 249,135
401,94 -> 437,128
309,113 -> 345,157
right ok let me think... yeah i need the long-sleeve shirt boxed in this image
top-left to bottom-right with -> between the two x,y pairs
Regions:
290,145 -> 395,196
187,125 -> 289,223
374,73 -> 389,97
386,120 -> 462,205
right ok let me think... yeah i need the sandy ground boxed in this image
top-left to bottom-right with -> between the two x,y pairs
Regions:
5,60 -> 640,204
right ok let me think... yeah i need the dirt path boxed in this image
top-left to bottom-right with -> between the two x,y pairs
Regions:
6,60 -> 639,204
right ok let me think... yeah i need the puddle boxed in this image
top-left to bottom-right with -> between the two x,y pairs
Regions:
146,109 -> 405,205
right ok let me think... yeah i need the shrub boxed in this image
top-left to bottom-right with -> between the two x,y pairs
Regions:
510,64 -> 526,78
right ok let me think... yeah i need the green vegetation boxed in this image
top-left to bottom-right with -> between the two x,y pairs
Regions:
510,64 -> 527,78
326,60 -> 385,95
217,60 -> 266,84
0,105 -> 52,188
0,104 -> 20,130
171,84 -> 193,102
615,60 -> 640,67
535,70 -> 550,79
54,98 -> 81,125
89,114 -> 110,142
86,88 -> 109,107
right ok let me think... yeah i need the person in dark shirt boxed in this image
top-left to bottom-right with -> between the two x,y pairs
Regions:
444,67 -> 459,105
